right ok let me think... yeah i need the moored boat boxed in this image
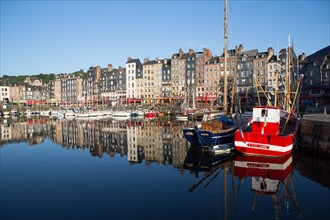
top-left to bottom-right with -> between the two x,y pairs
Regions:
183,0 -> 238,150
235,106 -> 300,157
183,115 -> 237,148
144,110 -> 159,118
112,110 -> 130,119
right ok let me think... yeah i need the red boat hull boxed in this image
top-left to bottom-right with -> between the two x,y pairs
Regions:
234,131 -> 294,157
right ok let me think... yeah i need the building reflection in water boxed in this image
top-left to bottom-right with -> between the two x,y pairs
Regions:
1,117 -> 330,220
0,118 -> 54,146
0,117 -> 190,170
1,117 -> 329,191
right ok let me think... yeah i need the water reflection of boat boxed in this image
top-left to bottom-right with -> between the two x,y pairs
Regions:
234,154 -> 301,218
183,146 -> 235,178
234,154 -> 293,180
184,145 -> 236,220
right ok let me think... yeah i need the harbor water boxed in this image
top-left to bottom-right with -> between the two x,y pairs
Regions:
1,117 -> 329,220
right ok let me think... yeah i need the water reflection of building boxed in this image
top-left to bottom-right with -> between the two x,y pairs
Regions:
52,118 -> 190,168
170,121 -> 190,172
0,118 -> 54,146
1,118 -> 190,169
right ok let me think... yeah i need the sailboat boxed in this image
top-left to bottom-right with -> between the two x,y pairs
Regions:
183,0 -> 238,152
175,72 -> 202,121
234,39 -> 303,157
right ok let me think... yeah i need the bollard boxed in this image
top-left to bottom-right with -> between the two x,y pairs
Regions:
324,106 -> 327,115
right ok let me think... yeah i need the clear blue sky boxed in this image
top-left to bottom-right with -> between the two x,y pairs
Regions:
1,0 -> 329,76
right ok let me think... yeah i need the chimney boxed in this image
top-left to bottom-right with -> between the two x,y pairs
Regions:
179,48 -> 183,58
189,49 -> 194,55
143,58 -> 149,63
96,66 -> 101,81
108,64 -> 113,71
299,53 -> 306,61
203,48 -> 212,63
127,57 -> 132,62
238,44 -> 244,55
267,47 -> 274,60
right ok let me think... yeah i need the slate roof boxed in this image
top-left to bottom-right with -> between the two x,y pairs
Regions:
126,59 -> 141,65
307,45 -> 330,59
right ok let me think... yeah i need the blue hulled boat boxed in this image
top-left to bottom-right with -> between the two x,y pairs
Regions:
183,115 -> 237,148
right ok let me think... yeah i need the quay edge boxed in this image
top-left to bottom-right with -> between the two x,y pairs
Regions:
298,113 -> 330,157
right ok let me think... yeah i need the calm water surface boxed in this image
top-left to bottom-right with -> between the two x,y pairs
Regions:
1,117 -> 329,220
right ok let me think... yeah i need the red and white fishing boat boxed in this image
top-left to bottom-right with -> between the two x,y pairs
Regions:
235,44 -> 303,157
235,106 -> 300,157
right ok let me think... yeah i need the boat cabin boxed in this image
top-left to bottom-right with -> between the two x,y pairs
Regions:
252,106 -> 280,135
252,177 -> 279,194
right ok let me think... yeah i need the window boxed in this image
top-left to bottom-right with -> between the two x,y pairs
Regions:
261,109 -> 268,117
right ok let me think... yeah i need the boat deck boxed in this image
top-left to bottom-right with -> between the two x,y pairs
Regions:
243,117 -> 297,136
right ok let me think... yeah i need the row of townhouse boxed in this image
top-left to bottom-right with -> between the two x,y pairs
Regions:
1,45 -> 329,107
0,83 -> 47,104
76,45 -> 330,104
299,46 -> 330,106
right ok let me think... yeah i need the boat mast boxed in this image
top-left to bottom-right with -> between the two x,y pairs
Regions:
230,45 -> 237,115
275,68 -> 278,107
223,0 -> 228,114
285,35 -> 291,112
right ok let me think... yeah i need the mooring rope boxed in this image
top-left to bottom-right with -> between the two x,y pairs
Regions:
294,124 -> 321,148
